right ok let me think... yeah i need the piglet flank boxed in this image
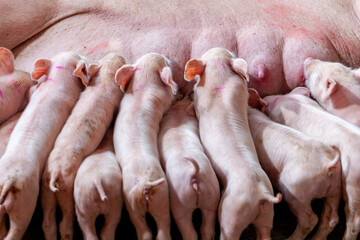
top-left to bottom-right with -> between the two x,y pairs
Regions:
143,178 -> 166,201
327,145 -> 341,176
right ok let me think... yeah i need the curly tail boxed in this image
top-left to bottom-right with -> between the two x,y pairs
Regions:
94,179 -> 107,202
49,172 -> 60,192
327,145 -> 341,176
143,178 -> 166,201
185,157 -> 200,192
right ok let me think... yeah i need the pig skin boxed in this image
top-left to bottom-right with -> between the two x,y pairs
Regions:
158,99 -> 220,240
184,47 -> 281,240
114,53 -> 178,240
0,51 -> 89,240
40,52 -> 125,240
264,87 -> 360,240
74,128 -> 122,240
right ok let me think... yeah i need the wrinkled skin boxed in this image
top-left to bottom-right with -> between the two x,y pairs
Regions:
264,87 -> 360,240
158,99 -> 220,240
74,128 -> 123,240
0,48 -> 35,124
2,0 -> 360,96
185,48 -> 281,240
40,53 -> 124,240
113,53 -> 177,240
248,104 -> 342,240
0,51 -> 89,240
304,58 -> 360,127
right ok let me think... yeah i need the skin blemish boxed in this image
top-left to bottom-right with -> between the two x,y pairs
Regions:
0,89 -> 3,100
215,87 -> 225,92
219,62 -> 226,69
56,66 -> 65,69
8,128 -> 14,138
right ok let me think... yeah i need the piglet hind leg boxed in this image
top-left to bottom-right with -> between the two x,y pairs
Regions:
343,189 -> 360,240
310,195 -> 340,240
171,204 -> 197,240
76,207 -> 98,240
286,198 -> 318,240
40,179 -> 58,240
200,208 -> 217,240
0,213 -> 7,239
125,199 -> 152,240
100,203 -> 123,240
253,201 -> 274,240
58,190 -> 76,240
4,213 -> 30,240
148,192 -> 171,240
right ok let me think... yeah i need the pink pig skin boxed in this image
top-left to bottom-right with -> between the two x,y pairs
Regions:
0,112 -> 21,157
184,48 -> 281,240
304,58 -> 360,127
158,99 -> 220,240
0,51 -> 89,240
0,48 -> 35,125
114,53 -> 177,240
74,128 -> 122,240
247,94 -> 342,240
264,87 -> 360,240
40,53 -> 125,240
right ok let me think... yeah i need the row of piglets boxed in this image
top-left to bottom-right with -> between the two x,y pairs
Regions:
249,62 -> 360,240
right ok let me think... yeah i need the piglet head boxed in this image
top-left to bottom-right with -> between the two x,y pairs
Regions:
0,47 -> 15,75
115,64 -> 136,92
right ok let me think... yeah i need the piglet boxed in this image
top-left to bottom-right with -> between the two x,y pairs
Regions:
184,47 -> 281,240
0,47 -> 35,124
40,52 -> 125,240
158,99 -> 220,240
264,87 -> 360,240
114,53 -> 177,240
74,128 -> 122,240
0,51 -> 89,240
248,88 -> 342,240
304,58 -> 360,127
0,112 -> 21,157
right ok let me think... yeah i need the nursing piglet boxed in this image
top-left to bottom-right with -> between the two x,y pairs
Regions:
264,87 -> 360,240
0,51 -> 90,240
184,47 -> 281,240
114,53 -> 177,240
304,58 -> 360,127
248,88 -> 342,240
0,112 -> 21,156
41,53 -> 125,240
0,47 -> 35,124
74,128 -> 122,240
158,99 -> 220,240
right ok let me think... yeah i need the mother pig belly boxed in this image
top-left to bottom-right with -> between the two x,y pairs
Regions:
11,0 -> 360,96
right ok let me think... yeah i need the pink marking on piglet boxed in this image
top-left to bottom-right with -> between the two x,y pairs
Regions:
215,87 -> 225,92
56,66 -> 65,69
8,128 -> 14,138
219,62 -> 226,69
12,79 -> 22,93
135,67 -> 142,72
47,78 -> 55,82
272,97 -> 280,105
0,89 -> 3,100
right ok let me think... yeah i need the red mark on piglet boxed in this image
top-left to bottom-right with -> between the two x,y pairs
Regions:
272,97 -> 280,105
135,67 -> 142,72
56,66 -> 65,69
0,89 -> 3,100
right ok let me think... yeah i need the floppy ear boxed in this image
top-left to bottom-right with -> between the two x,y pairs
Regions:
88,63 -> 101,80
31,58 -> 52,81
325,77 -> 337,97
160,66 -> 178,95
115,64 -> 135,93
290,87 -> 311,97
230,58 -> 249,82
248,88 -> 267,112
0,47 -> 15,75
184,59 -> 204,82
73,60 -> 90,86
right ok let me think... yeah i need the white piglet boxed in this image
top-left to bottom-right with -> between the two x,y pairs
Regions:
158,99 -> 220,240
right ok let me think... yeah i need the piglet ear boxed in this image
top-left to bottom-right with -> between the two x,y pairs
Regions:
73,60 -> 90,86
325,78 -> 337,96
231,58 -> 249,82
31,58 -> 52,81
115,64 -> 135,93
0,48 -> 15,75
88,63 -> 101,80
184,59 -> 204,82
248,88 -> 267,112
290,87 -> 311,97
160,66 -> 178,95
